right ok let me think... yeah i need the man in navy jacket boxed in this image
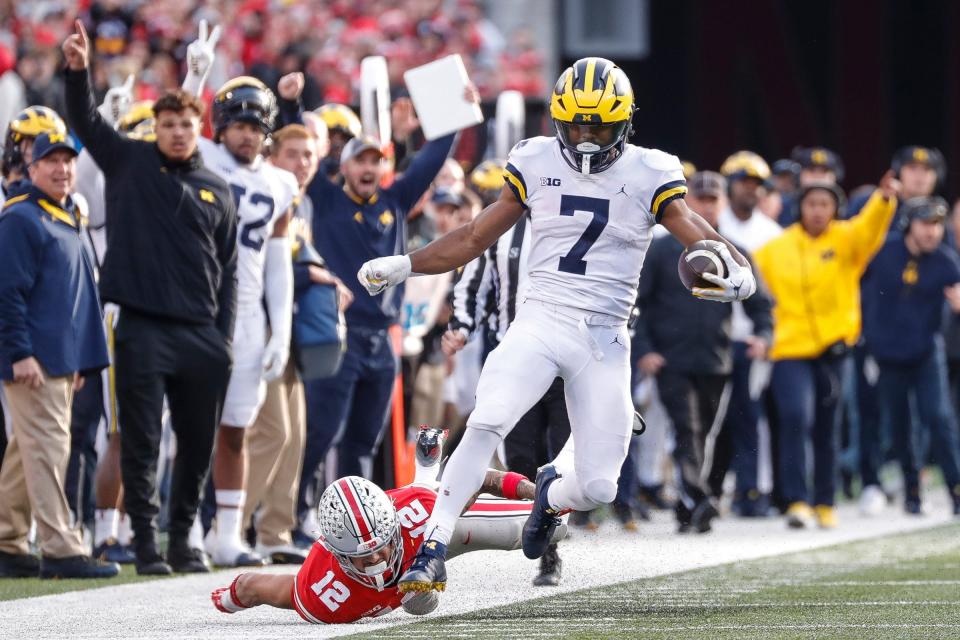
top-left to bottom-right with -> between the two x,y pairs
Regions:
296,131 -> 455,533
0,131 -> 115,579
862,196 -> 960,516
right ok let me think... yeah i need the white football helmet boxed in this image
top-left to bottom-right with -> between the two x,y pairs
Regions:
317,476 -> 403,591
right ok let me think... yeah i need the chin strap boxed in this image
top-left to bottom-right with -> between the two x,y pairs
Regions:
363,560 -> 389,591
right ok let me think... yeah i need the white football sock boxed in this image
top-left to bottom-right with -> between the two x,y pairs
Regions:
117,512 -> 132,546
94,509 -> 119,546
424,428 -> 500,546
216,490 -> 246,548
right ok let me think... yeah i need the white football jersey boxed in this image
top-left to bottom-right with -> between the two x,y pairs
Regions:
198,137 -> 299,309
504,136 -> 687,319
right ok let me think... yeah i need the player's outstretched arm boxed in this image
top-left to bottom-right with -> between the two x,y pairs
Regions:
461,469 -> 535,513
212,573 -> 295,613
660,198 -> 757,302
357,186 -> 525,295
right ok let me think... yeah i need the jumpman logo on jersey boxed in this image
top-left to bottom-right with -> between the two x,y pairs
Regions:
616,184 -> 629,197
611,334 -> 624,346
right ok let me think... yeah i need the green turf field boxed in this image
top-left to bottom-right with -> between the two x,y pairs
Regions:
346,523 -> 960,640
0,565 -> 173,601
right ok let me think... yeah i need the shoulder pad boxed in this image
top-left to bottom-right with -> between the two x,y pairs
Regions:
640,148 -> 681,172
509,136 -> 554,159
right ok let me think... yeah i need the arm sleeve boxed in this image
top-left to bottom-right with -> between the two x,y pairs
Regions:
214,202 -> 239,339
844,190 -> 898,270
278,97 -> 304,128
74,149 -> 106,229
64,69 -> 129,175
0,214 -> 42,363
264,236 -> 294,344
388,133 -> 456,212
448,251 -> 492,337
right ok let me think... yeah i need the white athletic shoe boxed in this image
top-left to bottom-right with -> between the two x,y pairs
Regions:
859,485 -> 887,517
205,529 -> 265,567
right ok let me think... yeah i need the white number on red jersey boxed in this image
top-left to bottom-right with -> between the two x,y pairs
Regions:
397,499 -> 430,538
310,570 -> 351,611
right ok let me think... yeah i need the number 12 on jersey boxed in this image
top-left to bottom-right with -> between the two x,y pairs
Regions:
557,195 -> 609,275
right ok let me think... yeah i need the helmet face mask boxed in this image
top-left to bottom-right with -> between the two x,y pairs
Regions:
213,77 -> 277,142
550,57 -> 634,175
316,477 -> 404,592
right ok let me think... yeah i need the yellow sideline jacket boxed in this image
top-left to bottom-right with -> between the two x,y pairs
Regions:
753,190 -> 897,361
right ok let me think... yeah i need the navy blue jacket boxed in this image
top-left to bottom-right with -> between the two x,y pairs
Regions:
862,236 -> 960,364
0,185 -> 109,380
634,235 -> 773,375
306,134 -> 455,330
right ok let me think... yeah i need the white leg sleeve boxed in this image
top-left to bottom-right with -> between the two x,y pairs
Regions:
423,428 -> 500,545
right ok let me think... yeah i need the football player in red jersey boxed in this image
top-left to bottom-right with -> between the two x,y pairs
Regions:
211,427 -> 566,623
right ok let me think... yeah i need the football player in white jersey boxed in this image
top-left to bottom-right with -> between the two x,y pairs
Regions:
358,57 -> 758,593
201,76 -> 299,567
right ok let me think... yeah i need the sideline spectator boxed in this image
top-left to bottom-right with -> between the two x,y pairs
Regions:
861,197 -> 960,516
296,126 -> 456,537
63,21 -> 238,576
0,131 -> 115,579
635,170 -> 773,533
753,174 -> 900,530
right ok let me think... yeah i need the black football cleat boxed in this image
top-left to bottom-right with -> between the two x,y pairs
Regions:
398,539 -> 447,593
415,425 -> 448,468
522,465 -> 563,560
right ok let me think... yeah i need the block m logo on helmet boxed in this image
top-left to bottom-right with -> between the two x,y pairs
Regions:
550,57 -> 635,175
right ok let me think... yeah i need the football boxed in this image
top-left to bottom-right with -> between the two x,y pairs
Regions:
678,240 -> 729,290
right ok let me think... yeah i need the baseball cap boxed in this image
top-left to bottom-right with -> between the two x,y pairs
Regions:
688,171 -> 726,198
902,196 -> 948,224
792,146 -> 844,180
340,135 -> 384,164
772,159 -> 800,176
430,186 -> 464,208
31,131 -> 78,163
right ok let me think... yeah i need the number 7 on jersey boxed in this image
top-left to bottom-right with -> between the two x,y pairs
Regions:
557,195 -> 610,275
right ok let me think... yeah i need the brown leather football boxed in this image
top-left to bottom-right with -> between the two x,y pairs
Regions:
678,240 -> 729,290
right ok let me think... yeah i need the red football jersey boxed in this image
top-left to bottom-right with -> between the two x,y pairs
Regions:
292,484 -> 437,624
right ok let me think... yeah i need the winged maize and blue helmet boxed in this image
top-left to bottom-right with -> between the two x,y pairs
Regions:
550,57 -> 634,175
3,106 -> 68,175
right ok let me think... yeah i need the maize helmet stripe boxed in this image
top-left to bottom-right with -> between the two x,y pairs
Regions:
335,478 -> 375,544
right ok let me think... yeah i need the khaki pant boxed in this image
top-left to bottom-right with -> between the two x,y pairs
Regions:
0,377 -> 87,557
243,361 -> 305,546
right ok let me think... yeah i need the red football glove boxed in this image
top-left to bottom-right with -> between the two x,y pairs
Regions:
211,575 -> 251,614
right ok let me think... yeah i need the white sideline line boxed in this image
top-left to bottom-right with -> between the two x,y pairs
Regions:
1,498 -> 957,639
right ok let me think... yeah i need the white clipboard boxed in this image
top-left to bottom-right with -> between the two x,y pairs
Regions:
404,54 -> 484,140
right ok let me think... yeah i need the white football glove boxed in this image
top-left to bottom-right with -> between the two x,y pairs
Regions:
691,243 -> 757,302
97,74 -> 134,128
262,335 -> 290,382
183,19 -> 220,95
357,255 -> 412,296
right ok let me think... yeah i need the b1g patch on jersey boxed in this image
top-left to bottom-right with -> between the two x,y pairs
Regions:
540,177 -> 562,187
